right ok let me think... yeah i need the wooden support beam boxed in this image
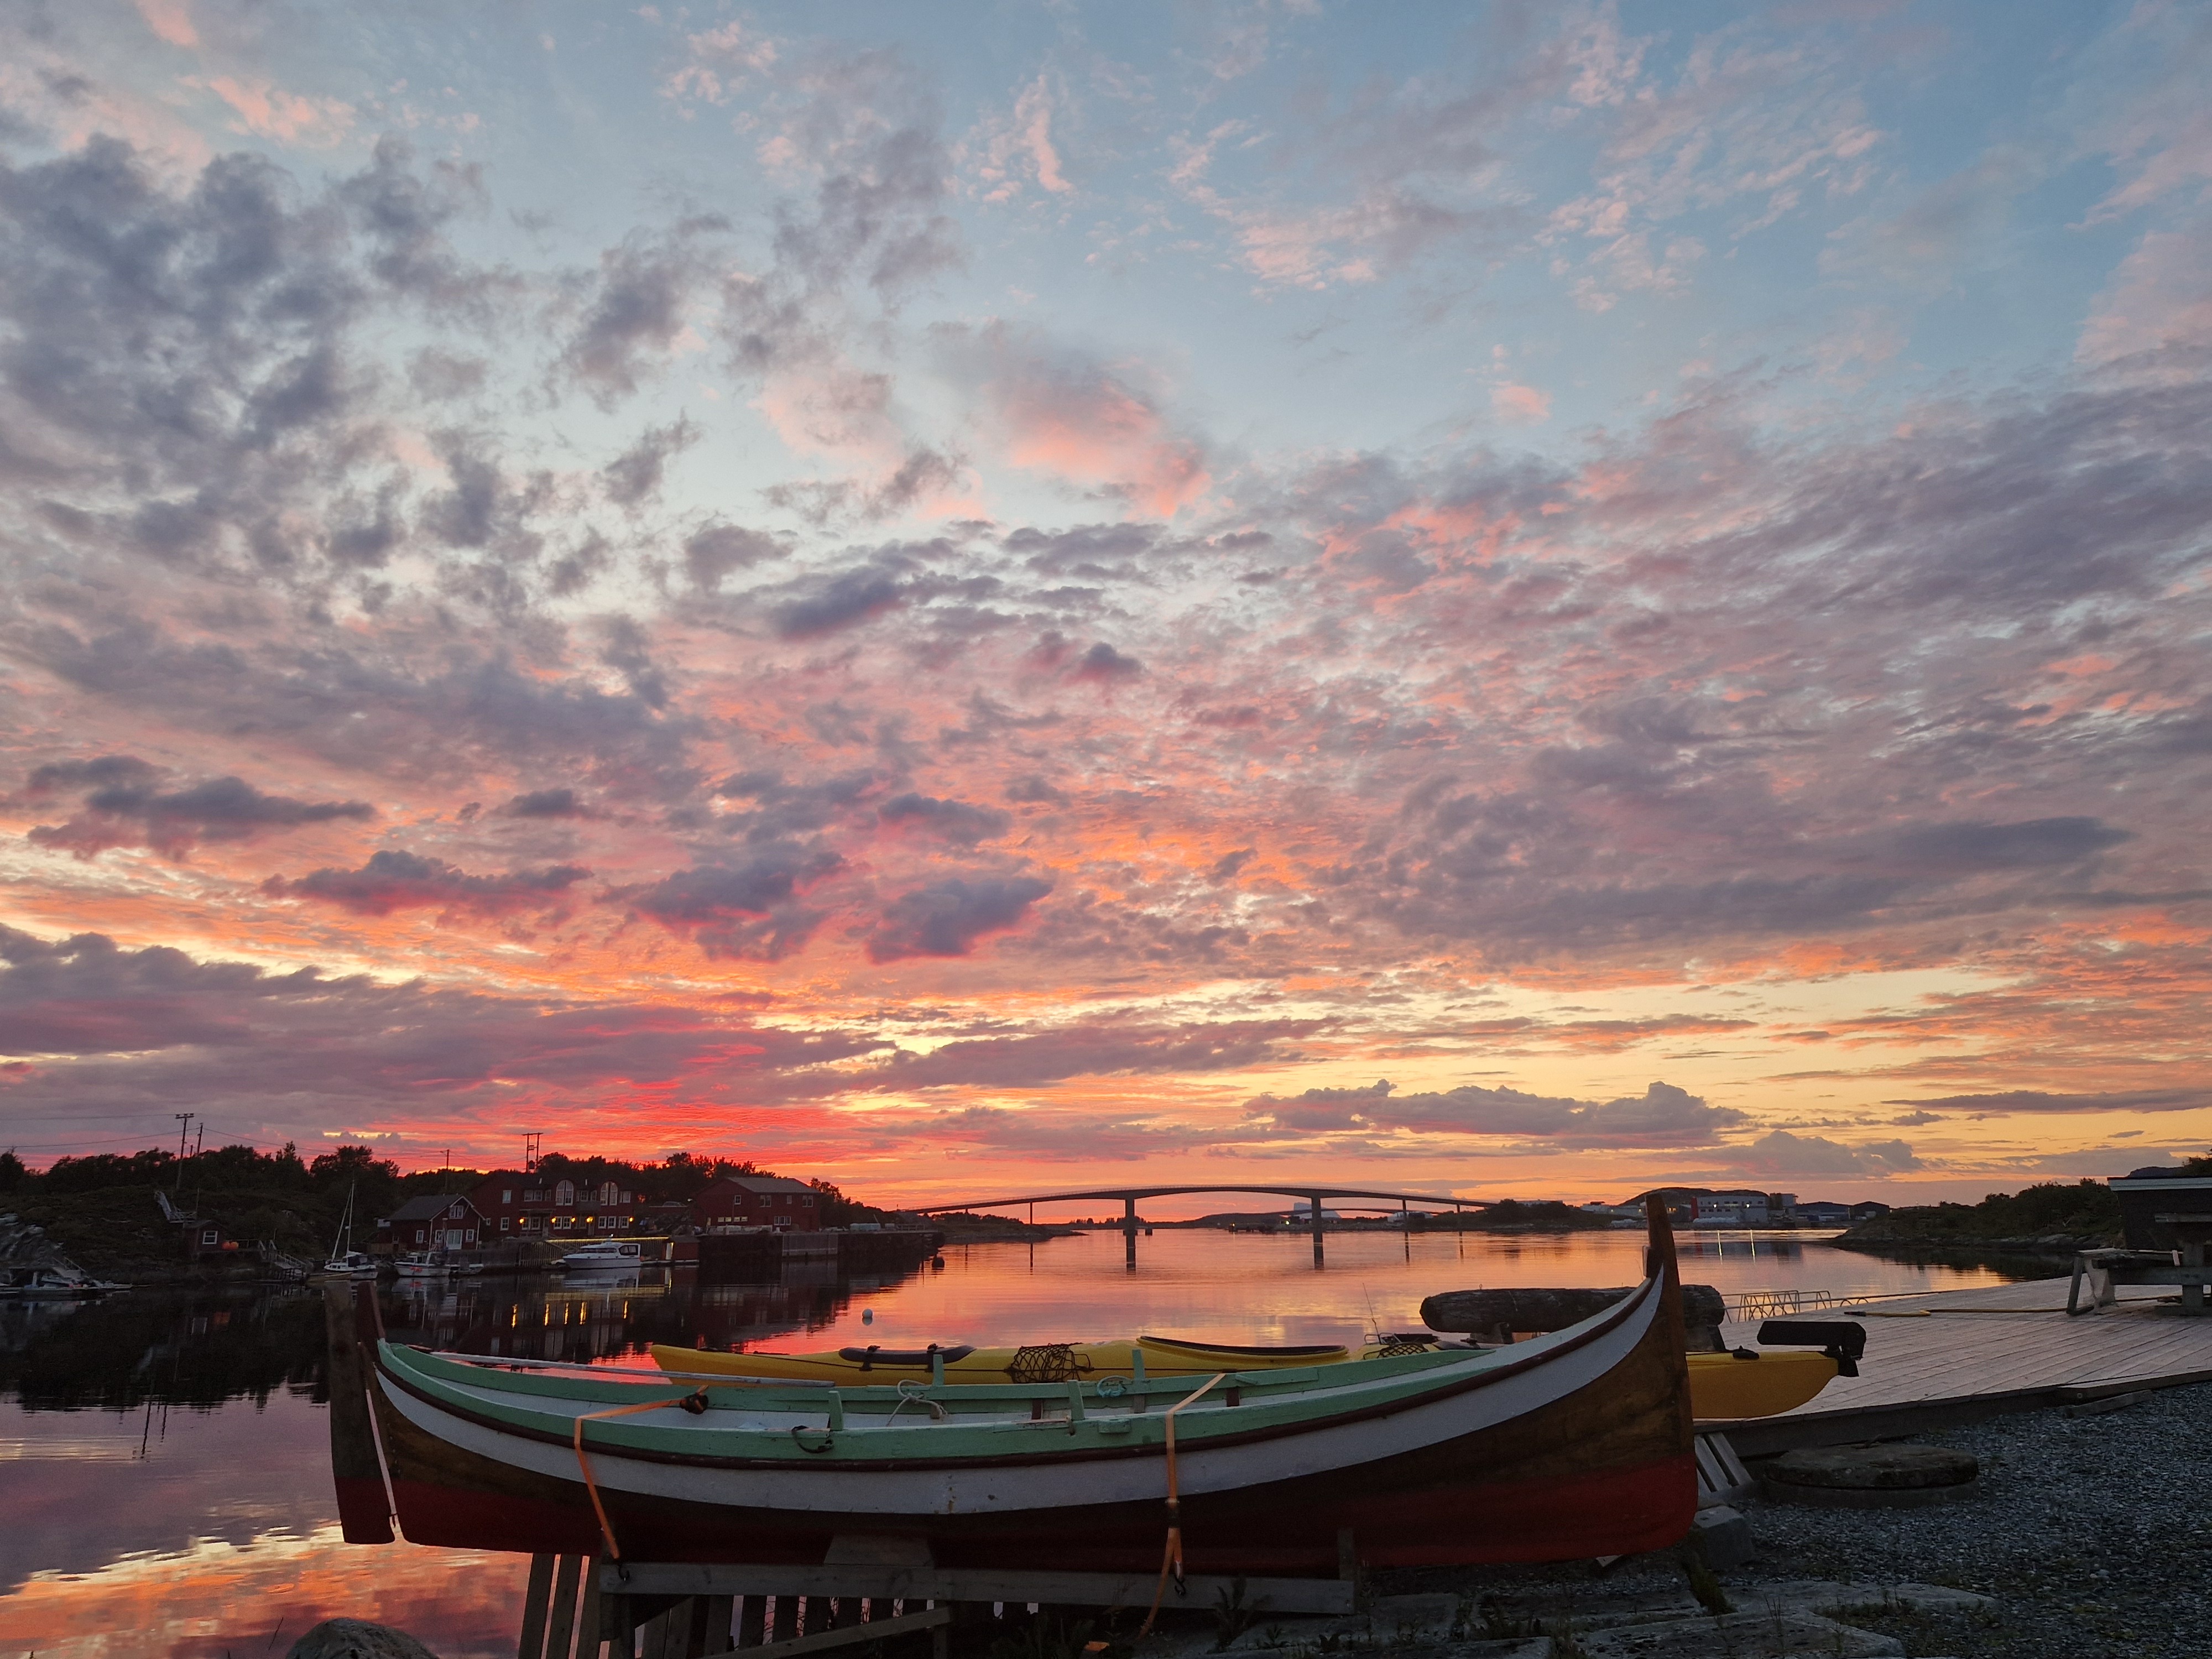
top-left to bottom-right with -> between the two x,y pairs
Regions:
725,1606 -> 950,1659
545,1555 -> 585,1659
576,1560 -> 606,1659
603,1564 -> 1354,1616
519,1553 -> 556,1659
736,1595 -> 766,1650
700,1595 -> 734,1656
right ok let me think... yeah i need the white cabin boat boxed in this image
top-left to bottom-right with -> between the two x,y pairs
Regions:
558,1240 -> 645,1271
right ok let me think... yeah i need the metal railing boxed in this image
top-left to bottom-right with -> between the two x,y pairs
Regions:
1725,1287 -> 1842,1320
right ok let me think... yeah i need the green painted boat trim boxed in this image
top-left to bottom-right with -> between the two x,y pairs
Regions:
378,1335 -> 1531,1466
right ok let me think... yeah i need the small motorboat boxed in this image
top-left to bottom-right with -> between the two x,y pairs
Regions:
558,1240 -> 645,1272
393,1251 -> 453,1280
651,1333 -> 1844,1422
0,1265 -> 124,1299
342,1199 -> 1701,1571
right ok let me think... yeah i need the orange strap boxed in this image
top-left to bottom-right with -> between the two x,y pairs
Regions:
1136,1374 -> 1227,1641
572,1388 -> 708,1561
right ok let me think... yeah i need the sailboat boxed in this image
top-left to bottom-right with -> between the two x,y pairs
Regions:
314,1183 -> 380,1280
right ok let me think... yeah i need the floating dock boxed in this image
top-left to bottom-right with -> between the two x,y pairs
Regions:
1709,1275 -> 2212,1454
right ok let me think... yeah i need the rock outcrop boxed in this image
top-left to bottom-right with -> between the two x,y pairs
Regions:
285,1619 -> 442,1659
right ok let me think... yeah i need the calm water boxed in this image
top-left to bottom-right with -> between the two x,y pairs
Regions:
0,1229 -> 2022,1657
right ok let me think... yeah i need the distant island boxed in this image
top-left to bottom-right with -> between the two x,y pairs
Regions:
1831,1165 -> 2208,1258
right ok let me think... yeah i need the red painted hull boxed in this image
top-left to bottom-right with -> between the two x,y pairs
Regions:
384,1453 -> 1694,1572
348,1199 -> 1697,1571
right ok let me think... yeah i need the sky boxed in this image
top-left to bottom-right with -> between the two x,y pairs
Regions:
1,0 -> 2208,1211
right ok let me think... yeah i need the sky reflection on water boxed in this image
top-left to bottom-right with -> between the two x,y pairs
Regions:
0,1230 -> 2020,1656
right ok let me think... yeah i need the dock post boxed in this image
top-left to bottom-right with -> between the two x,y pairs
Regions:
1309,1193 -> 1326,1265
1123,1198 -> 1139,1270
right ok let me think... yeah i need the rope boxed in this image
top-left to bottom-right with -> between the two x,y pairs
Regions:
571,1387 -> 708,1562
1135,1373 -> 1228,1642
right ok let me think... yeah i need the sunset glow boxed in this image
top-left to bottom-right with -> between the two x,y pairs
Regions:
2,1 -> 2208,1206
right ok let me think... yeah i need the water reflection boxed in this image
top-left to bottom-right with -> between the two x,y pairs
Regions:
1,1230 -> 2031,1658
377,1262 -> 929,1369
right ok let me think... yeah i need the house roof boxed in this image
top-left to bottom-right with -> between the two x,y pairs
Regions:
699,1175 -> 815,1196
384,1194 -> 485,1222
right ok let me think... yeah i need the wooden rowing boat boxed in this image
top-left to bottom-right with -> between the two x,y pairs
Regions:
648,1336 -> 1838,1421
352,1197 -> 1697,1572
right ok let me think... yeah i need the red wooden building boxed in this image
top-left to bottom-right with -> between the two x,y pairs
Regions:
690,1175 -> 821,1232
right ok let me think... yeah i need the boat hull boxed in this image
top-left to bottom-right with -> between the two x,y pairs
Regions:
365,1201 -> 1694,1571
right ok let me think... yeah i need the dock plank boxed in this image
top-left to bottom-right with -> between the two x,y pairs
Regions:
1709,1274 -> 2212,1448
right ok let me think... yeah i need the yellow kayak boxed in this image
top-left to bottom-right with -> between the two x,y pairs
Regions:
1685,1349 -> 1837,1420
651,1334 -> 1839,1420
650,1334 -> 1351,1386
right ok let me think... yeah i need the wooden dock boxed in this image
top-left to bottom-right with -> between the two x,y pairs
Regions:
1708,1275 -> 2212,1455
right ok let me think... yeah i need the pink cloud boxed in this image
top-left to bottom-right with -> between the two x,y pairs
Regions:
662,20 -> 777,106
2077,223 -> 2212,371
134,0 -> 197,48
189,75 -> 355,146
973,75 -> 1072,202
973,331 -> 1211,517
1492,382 -> 1552,424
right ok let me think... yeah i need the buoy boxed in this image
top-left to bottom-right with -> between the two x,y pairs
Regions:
862,1307 -> 874,1324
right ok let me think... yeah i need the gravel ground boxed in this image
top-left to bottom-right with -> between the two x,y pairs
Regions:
1363,1380 -> 2212,1658
1738,1381 -> 2212,1657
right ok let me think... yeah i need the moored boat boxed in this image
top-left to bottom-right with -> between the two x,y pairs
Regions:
557,1240 -> 645,1272
353,1198 -> 1697,1572
312,1183 -> 380,1280
0,1264 -> 124,1298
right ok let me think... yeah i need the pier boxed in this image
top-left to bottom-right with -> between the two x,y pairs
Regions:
1710,1274 -> 2212,1454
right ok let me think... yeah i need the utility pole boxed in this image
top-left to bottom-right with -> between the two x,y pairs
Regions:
173,1113 -> 192,1190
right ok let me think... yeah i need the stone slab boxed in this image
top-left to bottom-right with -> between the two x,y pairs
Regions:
1767,1443 -> 1978,1490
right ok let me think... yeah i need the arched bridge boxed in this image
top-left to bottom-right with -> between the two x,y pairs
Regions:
911,1182 -> 1484,1265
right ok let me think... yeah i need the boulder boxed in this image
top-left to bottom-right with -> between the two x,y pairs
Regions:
286,1619 -> 441,1659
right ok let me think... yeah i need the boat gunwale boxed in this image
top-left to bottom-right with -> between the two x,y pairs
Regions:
371,1271 -> 1661,1476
